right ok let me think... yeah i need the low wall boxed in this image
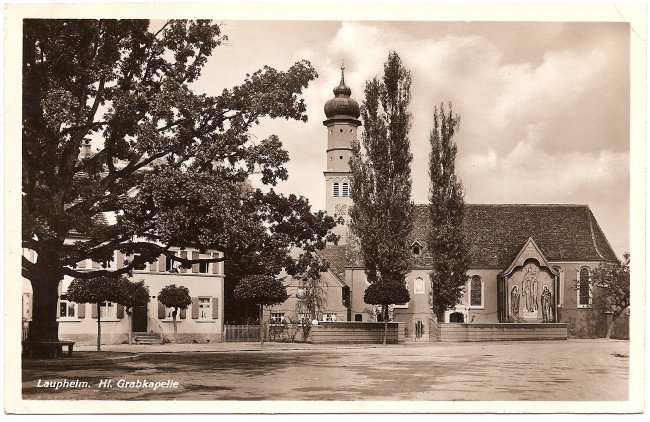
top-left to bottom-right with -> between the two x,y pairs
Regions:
310,322 -> 405,344
438,323 -> 568,342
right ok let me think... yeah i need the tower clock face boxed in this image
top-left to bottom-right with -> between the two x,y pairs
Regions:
335,204 -> 349,216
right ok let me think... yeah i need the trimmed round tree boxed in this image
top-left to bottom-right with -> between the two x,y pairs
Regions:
157,285 -> 192,340
121,280 -> 150,345
363,281 -> 410,345
67,276 -> 128,351
233,275 -> 289,346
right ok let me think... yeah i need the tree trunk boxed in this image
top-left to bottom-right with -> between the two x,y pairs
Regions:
383,304 -> 388,346
26,269 -> 62,358
259,304 -> 264,348
96,301 -> 102,352
127,310 -> 132,345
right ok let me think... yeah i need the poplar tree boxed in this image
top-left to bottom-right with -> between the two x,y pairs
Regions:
350,51 -> 414,345
427,103 -> 471,324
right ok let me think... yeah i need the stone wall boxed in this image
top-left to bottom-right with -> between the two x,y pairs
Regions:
310,322 -> 405,344
438,323 -> 568,342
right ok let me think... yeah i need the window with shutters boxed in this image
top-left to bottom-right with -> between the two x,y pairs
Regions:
333,182 -> 340,197
58,294 -> 76,319
199,261 -> 209,274
198,297 -> 211,319
101,301 -> 116,318
469,276 -> 484,308
165,254 -> 179,273
578,267 -> 592,308
342,182 -> 349,197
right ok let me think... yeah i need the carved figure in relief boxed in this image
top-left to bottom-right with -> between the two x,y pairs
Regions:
522,264 -> 539,312
541,285 -> 553,322
510,285 -> 520,320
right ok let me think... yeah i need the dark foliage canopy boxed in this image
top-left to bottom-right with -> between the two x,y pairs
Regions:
157,284 -> 192,310
233,275 -> 289,308
590,253 -> 630,318
67,276 -> 129,304
363,281 -> 410,306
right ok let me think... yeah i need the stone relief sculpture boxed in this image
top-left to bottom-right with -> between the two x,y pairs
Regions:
510,285 -> 520,321
522,264 -> 539,314
541,284 -> 553,323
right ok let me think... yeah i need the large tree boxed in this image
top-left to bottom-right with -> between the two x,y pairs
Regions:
22,19 -> 337,348
349,51 -> 413,344
590,253 -> 630,339
426,103 -> 471,324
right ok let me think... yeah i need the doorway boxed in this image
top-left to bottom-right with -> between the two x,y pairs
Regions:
132,305 -> 148,332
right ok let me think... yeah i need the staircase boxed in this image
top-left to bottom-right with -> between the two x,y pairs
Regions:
133,332 -> 164,345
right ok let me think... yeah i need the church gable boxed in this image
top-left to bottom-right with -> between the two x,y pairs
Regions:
502,237 -> 555,277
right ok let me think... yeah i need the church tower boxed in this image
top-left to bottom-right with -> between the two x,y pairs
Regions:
323,64 -> 361,245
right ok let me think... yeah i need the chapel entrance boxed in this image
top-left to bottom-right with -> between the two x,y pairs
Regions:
132,305 -> 148,332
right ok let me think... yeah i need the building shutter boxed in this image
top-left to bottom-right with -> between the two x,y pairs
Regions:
92,304 -> 98,318
212,298 -> 219,319
180,251 -> 188,273
192,251 -> 200,273
158,255 -> 166,272
117,304 -> 125,319
157,301 -> 166,319
92,260 -> 100,269
212,252 -> 219,274
180,308 -> 187,319
77,303 -> 85,318
116,252 -> 125,269
191,297 -> 199,319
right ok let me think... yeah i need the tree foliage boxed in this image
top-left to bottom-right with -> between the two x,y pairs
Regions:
590,253 -> 630,339
67,276 -> 128,305
233,275 -> 289,308
426,103 -> 470,322
21,19 -> 336,344
121,280 -> 150,311
157,284 -> 192,311
363,281 -> 410,307
349,50 -> 414,293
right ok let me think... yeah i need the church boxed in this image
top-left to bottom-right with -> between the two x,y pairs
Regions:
266,67 -> 624,340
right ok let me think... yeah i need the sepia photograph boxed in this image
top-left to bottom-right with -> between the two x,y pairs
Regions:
4,0 -> 646,415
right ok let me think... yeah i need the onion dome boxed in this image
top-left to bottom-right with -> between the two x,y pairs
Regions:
324,64 -> 360,119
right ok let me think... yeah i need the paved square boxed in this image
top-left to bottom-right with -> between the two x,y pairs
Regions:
22,340 -> 628,401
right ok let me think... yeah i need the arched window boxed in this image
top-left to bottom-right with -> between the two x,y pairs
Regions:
333,182 -> 340,197
414,277 -> 425,294
578,267 -> 591,308
411,241 -> 422,255
469,275 -> 483,308
342,182 -> 349,197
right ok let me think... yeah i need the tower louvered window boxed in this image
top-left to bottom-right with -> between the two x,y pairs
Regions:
342,182 -> 349,197
333,182 -> 340,197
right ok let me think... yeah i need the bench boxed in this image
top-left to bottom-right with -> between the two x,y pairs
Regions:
22,341 -> 75,358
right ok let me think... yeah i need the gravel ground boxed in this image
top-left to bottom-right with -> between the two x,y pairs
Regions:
22,339 -> 629,401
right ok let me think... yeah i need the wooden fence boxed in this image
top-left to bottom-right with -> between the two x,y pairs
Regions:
224,324 -> 262,342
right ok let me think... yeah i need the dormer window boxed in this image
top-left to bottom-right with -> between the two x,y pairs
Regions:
411,241 -> 423,255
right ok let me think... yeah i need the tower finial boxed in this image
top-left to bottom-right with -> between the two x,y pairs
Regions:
340,60 -> 346,86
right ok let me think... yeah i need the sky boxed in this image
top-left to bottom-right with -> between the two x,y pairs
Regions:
189,20 -> 630,259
